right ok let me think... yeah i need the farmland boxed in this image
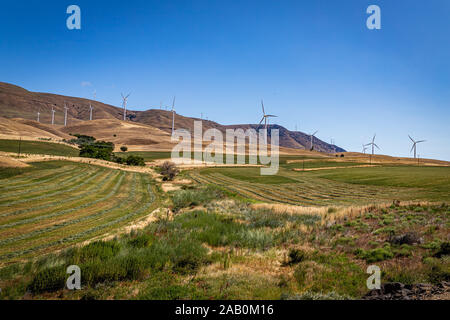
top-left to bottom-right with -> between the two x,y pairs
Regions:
189,163 -> 450,206
0,153 -> 448,300
0,161 -> 158,265
0,139 -> 79,157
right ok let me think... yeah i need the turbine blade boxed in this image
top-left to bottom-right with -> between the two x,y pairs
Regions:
417,140 -> 426,143
374,143 -> 380,150
259,117 -> 265,125
410,144 -> 415,153
313,130 -> 318,136
266,114 -> 277,117
261,100 -> 265,115
408,135 -> 415,143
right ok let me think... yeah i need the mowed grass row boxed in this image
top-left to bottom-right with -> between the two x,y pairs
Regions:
190,165 -> 447,206
0,161 -> 159,265
190,171 -> 385,206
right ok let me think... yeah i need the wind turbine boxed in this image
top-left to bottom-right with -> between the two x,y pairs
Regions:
258,100 -> 277,130
409,135 -> 425,159
64,102 -> 69,126
309,131 -> 318,151
365,134 -> 380,155
51,107 -> 56,125
258,100 -> 277,143
121,92 -> 131,121
37,110 -> 40,123
362,143 -> 368,154
171,96 -> 176,136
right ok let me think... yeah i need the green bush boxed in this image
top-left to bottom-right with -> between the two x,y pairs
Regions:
354,247 -> 394,263
125,155 -> 145,166
128,234 -> 154,248
70,241 -> 121,264
172,186 -> 223,210
28,266 -> 66,293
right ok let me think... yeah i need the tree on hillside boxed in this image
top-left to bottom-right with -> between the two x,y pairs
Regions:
79,141 -> 115,161
120,146 -> 128,152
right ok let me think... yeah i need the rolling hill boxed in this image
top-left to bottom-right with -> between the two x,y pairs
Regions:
0,82 -> 345,153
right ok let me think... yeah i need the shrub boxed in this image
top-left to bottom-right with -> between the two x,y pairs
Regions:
79,140 -> 115,160
128,234 -> 154,248
354,247 -> 394,263
434,241 -> 450,258
120,146 -> 128,152
28,266 -> 66,293
159,161 -> 179,181
287,249 -> 307,265
125,155 -> 145,166
172,186 -> 223,210
70,241 -> 121,264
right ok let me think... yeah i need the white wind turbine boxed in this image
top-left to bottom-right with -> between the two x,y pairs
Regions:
171,96 -> 176,136
51,107 -> 56,125
365,134 -> 380,155
121,92 -> 131,121
89,91 -> 95,121
362,143 -> 368,154
409,135 -> 426,159
258,100 -> 277,143
37,110 -> 40,123
64,102 -> 69,126
309,130 -> 318,151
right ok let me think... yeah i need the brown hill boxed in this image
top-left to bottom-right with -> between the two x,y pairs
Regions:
0,82 -> 345,153
59,119 -> 173,151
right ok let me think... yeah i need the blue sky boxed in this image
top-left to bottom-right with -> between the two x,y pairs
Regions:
1,0 -> 449,160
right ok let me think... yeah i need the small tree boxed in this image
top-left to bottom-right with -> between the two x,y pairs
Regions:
159,161 -> 179,181
120,146 -> 128,152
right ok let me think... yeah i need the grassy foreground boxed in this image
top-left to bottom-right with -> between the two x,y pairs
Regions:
0,190 -> 447,299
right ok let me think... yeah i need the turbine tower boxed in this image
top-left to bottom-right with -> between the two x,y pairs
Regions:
64,102 -> 69,126
171,96 -> 176,136
258,100 -> 277,143
409,135 -> 426,159
309,131 -> 318,151
362,143 -> 368,154
37,111 -> 40,123
89,104 -> 93,121
121,92 -> 131,121
51,108 -> 55,125
365,134 -> 380,155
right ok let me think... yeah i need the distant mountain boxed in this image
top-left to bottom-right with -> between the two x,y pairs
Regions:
0,82 -> 345,153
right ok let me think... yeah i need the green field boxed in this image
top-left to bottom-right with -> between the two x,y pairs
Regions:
190,164 -> 450,206
0,139 -> 79,157
0,161 -> 158,265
